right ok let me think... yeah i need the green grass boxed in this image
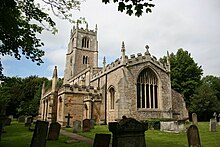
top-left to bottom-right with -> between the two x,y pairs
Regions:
0,121 -> 91,147
66,122 -> 219,147
1,121 -> 219,147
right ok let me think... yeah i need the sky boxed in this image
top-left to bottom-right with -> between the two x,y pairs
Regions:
1,0 -> 220,79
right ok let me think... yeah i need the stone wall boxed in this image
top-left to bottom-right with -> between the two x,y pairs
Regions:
171,89 -> 188,119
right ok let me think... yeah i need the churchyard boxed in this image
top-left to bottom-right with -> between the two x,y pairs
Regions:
1,118 -> 219,147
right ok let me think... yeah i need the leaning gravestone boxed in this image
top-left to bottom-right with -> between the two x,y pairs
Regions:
187,124 -> 201,147
30,120 -> 49,147
93,133 -> 111,147
192,113 -> 198,125
18,115 -> 25,123
83,119 -> 90,132
73,120 -> 81,133
209,118 -> 217,132
90,119 -> 95,129
109,116 -> 148,147
47,122 -> 61,140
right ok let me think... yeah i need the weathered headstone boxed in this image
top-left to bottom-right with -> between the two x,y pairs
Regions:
65,113 -> 72,128
47,122 -> 61,140
218,114 -> 220,126
192,113 -> 198,125
25,116 -> 33,127
209,118 -> 217,132
90,119 -> 95,129
109,116 -> 148,147
187,124 -> 201,147
30,120 -> 49,147
93,133 -> 111,147
73,120 -> 81,133
18,115 -> 25,123
0,115 -> 7,133
8,115 -> 13,120
5,118 -> 11,126
83,119 -> 90,132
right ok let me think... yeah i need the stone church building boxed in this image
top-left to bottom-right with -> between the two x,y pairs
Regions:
38,23 -> 188,126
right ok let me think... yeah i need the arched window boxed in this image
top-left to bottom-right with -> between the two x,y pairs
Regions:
83,56 -> 88,64
109,87 -> 115,109
137,68 -> 158,109
82,37 -> 89,48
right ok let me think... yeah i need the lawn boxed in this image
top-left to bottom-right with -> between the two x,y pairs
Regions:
65,122 -> 219,147
1,121 -> 219,147
0,121 -> 90,147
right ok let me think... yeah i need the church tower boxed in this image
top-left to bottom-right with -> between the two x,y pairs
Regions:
64,23 -> 98,84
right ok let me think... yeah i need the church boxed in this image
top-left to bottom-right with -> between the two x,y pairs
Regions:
38,23 -> 188,126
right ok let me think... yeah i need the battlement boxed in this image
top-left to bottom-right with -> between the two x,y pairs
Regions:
91,50 -> 168,81
70,23 -> 97,39
58,83 -> 101,95
127,51 -> 167,71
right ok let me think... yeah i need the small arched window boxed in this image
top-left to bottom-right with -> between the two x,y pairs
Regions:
109,87 -> 115,109
83,56 -> 88,64
82,37 -> 89,48
137,68 -> 158,109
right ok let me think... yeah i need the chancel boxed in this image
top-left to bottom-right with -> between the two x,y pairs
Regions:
38,22 -> 188,126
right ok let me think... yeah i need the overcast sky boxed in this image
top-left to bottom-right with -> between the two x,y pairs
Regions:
2,0 -> 220,79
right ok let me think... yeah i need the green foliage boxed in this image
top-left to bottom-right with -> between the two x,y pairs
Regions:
0,76 -> 49,116
160,49 -> 203,107
145,119 -> 160,130
102,0 -> 155,17
0,0 -> 81,71
189,75 -> 220,120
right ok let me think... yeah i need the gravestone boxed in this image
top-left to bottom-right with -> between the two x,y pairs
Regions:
192,113 -> 198,125
8,115 -> 13,120
25,116 -> 33,127
83,119 -> 90,132
109,116 -> 148,147
187,125 -> 201,147
209,118 -> 217,132
65,113 -> 72,128
0,115 -> 7,133
0,123 -> 2,141
90,119 -> 95,129
93,133 -> 111,147
73,120 -> 81,133
30,120 -> 49,147
5,118 -> 12,126
18,115 -> 25,123
218,114 -> 220,126
47,122 -> 61,140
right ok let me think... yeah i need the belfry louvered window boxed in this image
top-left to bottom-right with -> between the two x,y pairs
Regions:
82,37 -> 89,48
137,68 -> 158,109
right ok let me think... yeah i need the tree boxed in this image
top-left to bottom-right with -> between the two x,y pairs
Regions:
160,49 -> 203,107
202,75 -> 220,100
0,0 -> 81,77
102,0 -> 155,17
189,79 -> 220,121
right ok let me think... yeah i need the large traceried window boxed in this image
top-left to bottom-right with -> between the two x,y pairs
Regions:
109,87 -> 115,110
82,37 -> 89,48
137,68 -> 158,109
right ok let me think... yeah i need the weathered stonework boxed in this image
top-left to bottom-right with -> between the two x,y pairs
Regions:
38,23 -> 188,126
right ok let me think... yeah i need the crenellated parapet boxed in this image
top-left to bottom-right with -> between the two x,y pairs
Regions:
91,44 -> 169,81
126,51 -> 168,72
58,83 -> 102,96
70,22 -> 97,39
